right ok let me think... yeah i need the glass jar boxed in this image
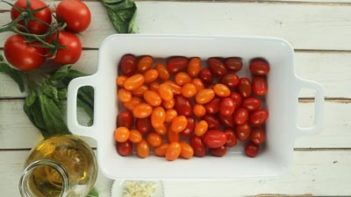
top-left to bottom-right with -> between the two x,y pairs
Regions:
19,135 -> 98,197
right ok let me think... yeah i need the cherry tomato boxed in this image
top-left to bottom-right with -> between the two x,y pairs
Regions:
149,82 -> 160,92
192,78 -> 205,92
56,0 -> 91,33
180,142 -> 194,159
117,111 -> 133,129
207,57 -> 227,76
187,57 -> 201,77
132,103 -> 152,118
220,74 -> 239,88
183,118 -> 195,136
117,89 -> 132,103
124,74 -> 145,91
155,144 -> 169,157
165,81 -> 182,95
196,89 -> 215,104
136,140 -> 150,158
234,108 -> 249,125
4,35 -> 45,71
174,96 -> 192,116
151,107 -> 166,128
167,56 -> 189,73
203,130 -> 227,149
224,57 -> 242,72
116,141 -> 132,156
163,99 -> 175,109
245,143 -> 260,157
198,68 -> 213,85
146,132 -> 162,147
155,124 -> 167,136
52,31 -> 82,65
136,118 -> 152,134
143,69 -> 159,83
252,77 -> 268,96
238,77 -> 252,98
11,0 -> 52,34
155,63 -> 170,81
131,85 -> 148,96
249,58 -> 270,76
165,109 -> 178,123
190,136 -> 206,157
171,115 -> 188,133
219,97 -> 236,117
194,120 -> 208,137
250,109 -> 269,126
168,130 -> 179,143
250,128 -> 266,145
159,83 -> 174,101
209,146 -> 227,157
175,72 -> 191,86
224,129 -> 237,147
230,92 -> 243,107
243,97 -> 261,111
123,97 -> 142,111
219,114 -> 234,128
166,142 -> 181,161
116,76 -> 127,87
193,104 -> 206,117
236,123 -> 251,141
143,90 -> 162,107
129,129 -> 142,143
114,127 -> 130,143
181,83 -> 197,98
213,84 -> 231,97
119,54 -> 137,76
137,55 -> 153,72
205,98 -> 221,114
203,114 -> 220,130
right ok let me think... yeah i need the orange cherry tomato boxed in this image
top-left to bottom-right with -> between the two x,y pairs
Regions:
137,55 -> 153,72
194,120 -> 208,136
163,98 -> 175,109
155,63 -> 170,81
165,109 -> 177,123
195,89 -> 215,104
171,115 -> 188,133
147,132 -> 162,147
117,88 -> 132,103
132,103 -> 152,118
165,81 -> 181,95
144,69 -> 159,83
213,84 -> 231,97
181,83 -> 197,98
114,127 -> 130,142
123,97 -> 141,111
193,104 -> 206,117
136,140 -> 150,158
131,85 -> 148,96
192,78 -> 204,92
168,129 -> 179,143
149,82 -> 160,92
159,83 -> 174,101
166,142 -> 181,161
175,72 -> 191,86
129,129 -> 142,143
143,90 -> 162,107
155,144 -> 169,157
116,76 -> 127,87
187,57 -> 201,77
155,124 -> 167,135
180,142 -> 194,159
151,107 -> 166,128
124,74 -> 144,91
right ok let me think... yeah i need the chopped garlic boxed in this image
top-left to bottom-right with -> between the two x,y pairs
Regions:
122,181 -> 156,197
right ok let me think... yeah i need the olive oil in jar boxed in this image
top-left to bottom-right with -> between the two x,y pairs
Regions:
19,135 -> 97,197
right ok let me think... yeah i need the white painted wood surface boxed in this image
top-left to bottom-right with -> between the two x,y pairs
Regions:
0,1 -> 350,196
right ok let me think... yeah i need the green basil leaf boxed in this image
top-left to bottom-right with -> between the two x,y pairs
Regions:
87,188 -> 99,197
0,57 -> 25,92
23,97 -> 49,138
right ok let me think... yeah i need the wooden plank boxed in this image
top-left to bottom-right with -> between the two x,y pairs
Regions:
1,2 -> 351,50
1,150 -> 350,196
0,99 -> 350,149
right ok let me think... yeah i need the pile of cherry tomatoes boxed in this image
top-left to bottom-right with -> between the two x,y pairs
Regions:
115,55 -> 269,161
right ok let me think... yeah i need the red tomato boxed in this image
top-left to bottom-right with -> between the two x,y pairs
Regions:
56,0 -> 91,33
198,68 -> 213,85
234,108 -> 249,125
224,57 -> 242,72
183,118 -> 195,136
219,97 -> 236,117
11,0 -> 52,34
203,115 -> 220,130
190,136 -> 206,157
250,109 -> 269,126
167,56 -> 189,73
4,34 -> 45,71
219,114 -> 234,128
52,31 -> 82,65
119,54 -> 137,76
238,77 -> 252,98
207,57 -> 227,76
116,141 -> 132,156
242,97 -> 261,111
250,128 -> 266,145
236,123 -> 251,141
224,130 -> 237,147
245,143 -> 260,157
117,111 -> 133,129
230,92 -> 243,107
174,95 -> 192,116
205,98 -> 221,114
209,146 -> 227,157
136,118 -> 152,134
252,77 -> 268,96
203,130 -> 227,149
249,58 -> 270,76
220,73 -> 239,88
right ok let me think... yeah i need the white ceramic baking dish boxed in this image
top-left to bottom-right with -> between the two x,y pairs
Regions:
67,35 -> 324,179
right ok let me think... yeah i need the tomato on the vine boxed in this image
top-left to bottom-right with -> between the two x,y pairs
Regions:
51,31 -> 82,65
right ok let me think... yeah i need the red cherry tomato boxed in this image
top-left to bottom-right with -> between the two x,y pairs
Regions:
116,141 -> 132,156
234,108 -> 249,125
136,118 -> 152,134
117,111 -> 133,129
236,123 -> 251,141
198,68 -> 213,85
224,57 -> 242,72
174,95 -> 192,116
245,143 -> 260,157
250,109 -> 269,126
56,0 -> 91,33
242,97 -> 261,111
220,73 -> 239,88
224,130 -> 237,147
252,77 -> 268,96
250,128 -> 266,145
249,58 -> 270,76
52,31 -> 82,65
209,146 -> 227,157
230,92 -> 243,108
203,130 -> 227,149
190,136 -> 206,157
205,98 -> 221,114
203,114 -> 220,130
207,57 -> 227,76
238,78 -> 252,98
219,97 -> 236,117
183,118 -> 195,136
119,54 -> 137,76
167,56 -> 189,73
219,114 -> 235,128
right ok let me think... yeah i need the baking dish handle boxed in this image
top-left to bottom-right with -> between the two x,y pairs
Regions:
67,75 -> 97,139
295,77 -> 325,137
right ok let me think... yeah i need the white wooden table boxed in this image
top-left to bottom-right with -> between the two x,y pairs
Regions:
1,1 -> 351,196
